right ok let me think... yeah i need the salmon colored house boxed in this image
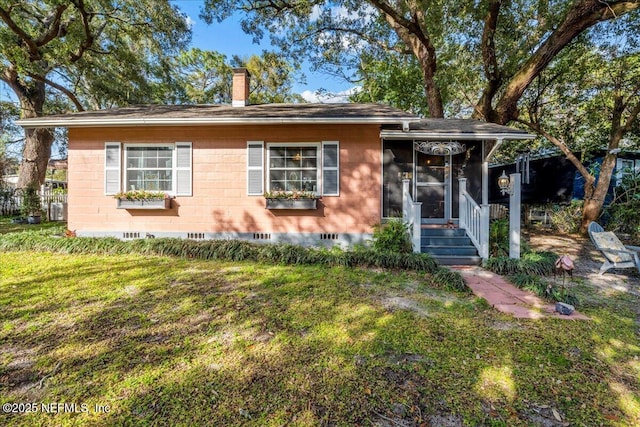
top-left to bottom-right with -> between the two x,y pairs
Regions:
18,69 -> 534,264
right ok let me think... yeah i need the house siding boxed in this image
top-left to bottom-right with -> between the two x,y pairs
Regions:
67,124 -> 382,241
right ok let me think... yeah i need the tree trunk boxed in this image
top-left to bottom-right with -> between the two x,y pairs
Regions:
372,0 -> 445,118
17,127 -> 54,188
16,80 -> 53,188
580,152 -> 617,233
416,45 -> 444,118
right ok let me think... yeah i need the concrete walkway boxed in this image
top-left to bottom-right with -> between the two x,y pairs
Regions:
452,266 -> 589,320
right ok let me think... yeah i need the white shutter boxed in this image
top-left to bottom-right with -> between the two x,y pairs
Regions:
247,141 -> 264,195
175,142 -> 192,196
104,142 -> 121,195
322,141 -> 339,196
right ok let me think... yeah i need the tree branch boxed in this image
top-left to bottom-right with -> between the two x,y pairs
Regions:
27,73 -> 85,112
620,98 -> 640,135
34,4 -> 70,47
517,118 -> 595,185
0,6 -> 40,59
494,0 -> 640,124
474,0 -> 503,120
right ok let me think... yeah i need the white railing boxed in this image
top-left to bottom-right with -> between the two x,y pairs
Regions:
402,179 -> 422,253
458,178 -> 489,259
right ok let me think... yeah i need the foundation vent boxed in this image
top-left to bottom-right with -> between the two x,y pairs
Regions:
320,233 -> 339,240
187,232 -> 206,240
253,233 -> 271,240
123,232 -> 141,239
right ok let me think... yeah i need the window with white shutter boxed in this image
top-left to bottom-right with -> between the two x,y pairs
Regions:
247,141 -> 264,195
104,142 -> 121,195
106,142 -> 193,196
175,143 -> 192,196
322,141 -> 339,196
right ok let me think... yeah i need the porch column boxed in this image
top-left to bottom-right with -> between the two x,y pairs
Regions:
402,179 -> 421,253
480,144 -> 490,259
509,173 -> 521,259
458,177 -> 467,230
402,179 -> 410,221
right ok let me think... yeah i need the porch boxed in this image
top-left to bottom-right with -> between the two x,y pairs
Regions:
382,119 -> 535,264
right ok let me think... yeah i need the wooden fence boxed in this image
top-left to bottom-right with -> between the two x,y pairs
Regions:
0,190 -> 67,220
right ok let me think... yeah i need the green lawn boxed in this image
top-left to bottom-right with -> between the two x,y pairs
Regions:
0,248 -> 639,425
0,216 -> 64,235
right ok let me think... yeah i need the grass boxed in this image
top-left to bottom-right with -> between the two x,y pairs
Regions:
0,223 -> 639,426
0,216 -> 64,235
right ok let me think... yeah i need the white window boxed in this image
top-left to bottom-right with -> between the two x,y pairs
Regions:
247,141 -> 339,196
104,142 -> 192,196
616,158 -> 638,186
125,146 -> 174,192
268,145 -> 319,192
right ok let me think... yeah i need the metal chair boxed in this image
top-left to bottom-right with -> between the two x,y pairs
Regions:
588,221 -> 640,275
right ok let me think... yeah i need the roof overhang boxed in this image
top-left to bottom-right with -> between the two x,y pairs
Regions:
380,130 -> 536,141
16,116 -> 418,129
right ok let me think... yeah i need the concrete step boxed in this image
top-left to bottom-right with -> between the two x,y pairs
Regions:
421,236 -> 472,246
419,227 -> 480,265
431,255 -> 483,266
420,228 -> 466,237
422,245 -> 479,256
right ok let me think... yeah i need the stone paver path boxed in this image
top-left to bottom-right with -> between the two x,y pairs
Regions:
452,266 -> 589,320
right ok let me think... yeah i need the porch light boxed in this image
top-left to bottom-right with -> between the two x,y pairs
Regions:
498,170 -> 512,195
415,141 -> 466,156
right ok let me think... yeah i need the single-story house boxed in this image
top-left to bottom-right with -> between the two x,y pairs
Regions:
17,69 -> 534,264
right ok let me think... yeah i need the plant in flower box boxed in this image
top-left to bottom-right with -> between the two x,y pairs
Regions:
264,190 -> 318,209
114,190 -> 171,209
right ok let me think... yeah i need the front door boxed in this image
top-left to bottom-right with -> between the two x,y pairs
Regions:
415,152 -> 450,223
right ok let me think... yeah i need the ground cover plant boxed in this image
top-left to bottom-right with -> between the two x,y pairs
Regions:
1,233 -> 639,425
0,216 -> 63,235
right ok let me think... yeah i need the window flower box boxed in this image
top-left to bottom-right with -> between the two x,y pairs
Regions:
116,198 -> 171,210
265,198 -> 317,210
115,190 -> 171,210
264,191 -> 318,210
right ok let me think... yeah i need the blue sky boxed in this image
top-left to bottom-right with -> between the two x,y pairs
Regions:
171,0 -> 354,102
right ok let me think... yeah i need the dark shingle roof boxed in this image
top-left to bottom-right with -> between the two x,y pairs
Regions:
17,103 -> 418,128
381,118 -> 533,140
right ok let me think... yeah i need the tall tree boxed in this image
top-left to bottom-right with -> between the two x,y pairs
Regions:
232,52 -> 305,104
201,1 -> 639,122
170,49 -> 304,105
518,34 -> 640,232
0,0 -> 190,187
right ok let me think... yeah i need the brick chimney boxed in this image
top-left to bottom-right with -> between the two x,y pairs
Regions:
232,68 -> 250,107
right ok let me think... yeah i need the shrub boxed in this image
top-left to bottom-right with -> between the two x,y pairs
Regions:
490,218 -> 531,257
509,273 -> 579,307
430,268 -> 470,293
483,251 -> 557,276
0,230 -> 440,274
549,200 -> 583,234
604,172 -> 640,242
489,218 -> 509,257
371,219 -> 413,253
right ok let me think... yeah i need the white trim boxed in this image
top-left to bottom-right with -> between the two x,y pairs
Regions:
175,142 -> 193,196
266,142 -> 321,194
123,143 -> 176,194
18,116 -> 418,128
381,131 -> 535,141
247,141 -> 264,195
104,142 -> 121,195
322,141 -> 340,196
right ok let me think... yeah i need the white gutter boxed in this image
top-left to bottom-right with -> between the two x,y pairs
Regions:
380,130 -> 535,141
17,116 -> 419,129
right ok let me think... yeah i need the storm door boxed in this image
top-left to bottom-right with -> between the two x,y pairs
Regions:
415,152 -> 451,222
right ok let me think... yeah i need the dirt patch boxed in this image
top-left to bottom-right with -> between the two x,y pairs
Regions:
526,229 -> 640,297
381,296 -> 431,317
